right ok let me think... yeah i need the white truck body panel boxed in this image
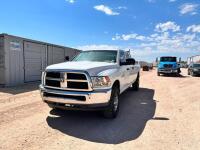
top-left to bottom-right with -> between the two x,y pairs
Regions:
40,50 -> 140,108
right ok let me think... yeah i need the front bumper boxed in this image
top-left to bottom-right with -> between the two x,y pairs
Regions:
39,85 -> 112,109
158,68 -> 178,74
193,70 -> 200,75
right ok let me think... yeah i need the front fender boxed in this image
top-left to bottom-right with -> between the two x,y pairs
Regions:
97,68 -> 118,76
97,68 -> 121,87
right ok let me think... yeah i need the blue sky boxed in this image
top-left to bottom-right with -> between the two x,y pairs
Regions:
0,0 -> 200,62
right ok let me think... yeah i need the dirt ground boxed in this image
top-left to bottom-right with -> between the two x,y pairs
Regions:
0,69 -> 200,150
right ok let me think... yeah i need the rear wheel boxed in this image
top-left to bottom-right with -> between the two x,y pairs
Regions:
190,71 -> 195,77
103,86 -> 119,119
176,72 -> 180,77
188,70 -> 190,75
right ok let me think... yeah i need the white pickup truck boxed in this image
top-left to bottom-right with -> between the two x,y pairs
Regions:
40,50 -> 140,118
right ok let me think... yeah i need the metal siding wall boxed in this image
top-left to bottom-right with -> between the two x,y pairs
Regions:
4,35 -> 24,86
52,46 -> 65,64
64,48 -> 79,61
1,34 -> 80,86
0,36 -> 5,84
24,41 -> 46,82
47,45 -> 53,65
48,46 -> 65,65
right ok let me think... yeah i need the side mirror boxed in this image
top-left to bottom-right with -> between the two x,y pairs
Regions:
65,56 -> 69,61
126,58 -> 135,65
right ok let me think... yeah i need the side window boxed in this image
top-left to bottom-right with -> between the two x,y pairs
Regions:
120,51 -> 126,63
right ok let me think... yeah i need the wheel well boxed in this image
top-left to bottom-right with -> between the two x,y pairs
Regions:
137,72 -> 140,77
112,80 -> 120,92
136,72 -> 140,80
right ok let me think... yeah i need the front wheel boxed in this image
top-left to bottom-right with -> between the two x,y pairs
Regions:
190,71 -> 195,77
157,72 -> 160,76
103,86 -> 119,119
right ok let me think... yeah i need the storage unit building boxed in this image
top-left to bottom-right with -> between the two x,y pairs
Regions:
0,34 -> 80,86
193,55 -> 200,63
187,55 -> 200,65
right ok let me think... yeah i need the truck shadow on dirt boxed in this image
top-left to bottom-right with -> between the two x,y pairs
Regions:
160,74 -> 188,78
46,88 -> 158,144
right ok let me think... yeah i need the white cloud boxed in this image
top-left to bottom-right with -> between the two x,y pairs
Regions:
135,35 -> 146,40
78,32 -> 200,60
65,0 -> 75,4
147,0 -> 177,3
110,30 -> 200,60
179,3 -> 198,15
112,33 -> 149,41
77,45 -> 119,50
169,0 -> 176,2
187,25 -> 200,33
117,6 -> 127,10
94,5 -> 119,16
122,34 -> 138,41
78,25 -> 200,61
148,0 -> 156,3
155,21 -> 180,32
112,34 -> 121,40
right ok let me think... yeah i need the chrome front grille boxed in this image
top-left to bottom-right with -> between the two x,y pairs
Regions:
44,71 -> 91,91
163,64 -> 173,68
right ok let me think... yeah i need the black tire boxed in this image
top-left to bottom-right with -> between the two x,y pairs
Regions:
188,71 -> 190,75
176,73 -> 180,77
47,103 -> 59,111
178,68 -> 181,74
103,86 -> 120,119
47,103 -> 55,109
190,71 -> 195,77
157,72 -> 160,76
132,74 -> 140,91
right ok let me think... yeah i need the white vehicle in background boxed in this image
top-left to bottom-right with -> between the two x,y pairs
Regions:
40,50 -> 140,118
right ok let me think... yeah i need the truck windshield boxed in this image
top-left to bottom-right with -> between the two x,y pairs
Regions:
72,50 -> 117,63
160,57 -> 177,62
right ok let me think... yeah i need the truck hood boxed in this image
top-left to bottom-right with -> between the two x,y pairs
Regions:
46,61 -> 118,76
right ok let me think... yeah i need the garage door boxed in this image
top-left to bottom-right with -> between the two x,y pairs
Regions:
48,46 -> 65,65
24,41 -> 46,82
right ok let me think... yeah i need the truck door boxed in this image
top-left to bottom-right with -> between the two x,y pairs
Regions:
128,63 -> 138,83
119,51 -> 130,92
125,57 -> 137,85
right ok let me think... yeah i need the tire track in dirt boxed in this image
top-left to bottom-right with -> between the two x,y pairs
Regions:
0,93 -> 41,113
0,101 -> 45,125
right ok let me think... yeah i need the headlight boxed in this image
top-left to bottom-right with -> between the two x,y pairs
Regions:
173,64 -> 177,68
91,76 -> 111,88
